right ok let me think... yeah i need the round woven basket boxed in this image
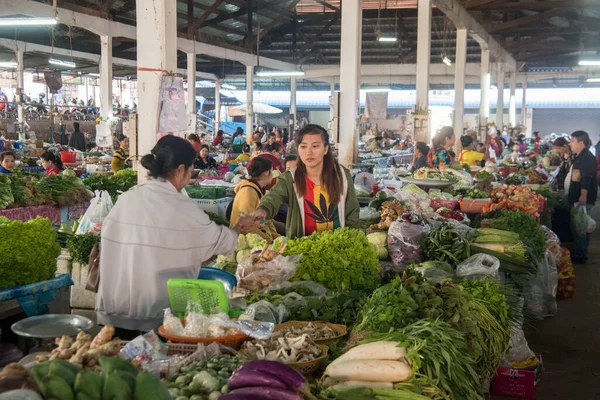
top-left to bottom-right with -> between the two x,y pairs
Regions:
273,321 -> 348,345
239,344 -> 329,376
157,325 -> 249,350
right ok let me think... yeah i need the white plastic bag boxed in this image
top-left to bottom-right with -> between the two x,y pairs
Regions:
587,215 -> 596,233
75,190 -> 113,234
236,255 -> 301,292
456,254 -> 500,280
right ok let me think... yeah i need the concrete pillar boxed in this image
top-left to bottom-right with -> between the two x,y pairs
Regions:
187,53 -> 196,115
521,77 -> 527,127
246,65 -> 254,144
338,0 -> 362,167
329,80 -> 335,123
290,76 -> 297,133
214,79 -> 221,132
99,35 -> 113,138
15,47 -> 24,126
415,0 -> 432,142
85,77 -> 89,105
496,63 -> 505,129
509,72 -> 517,128
136,0 -> 178,181
479,47 -> 490,139
453,28 -> 467,145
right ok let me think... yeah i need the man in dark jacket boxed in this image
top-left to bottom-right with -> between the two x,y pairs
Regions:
68,122 -> 87,152
568,130 -> 598,263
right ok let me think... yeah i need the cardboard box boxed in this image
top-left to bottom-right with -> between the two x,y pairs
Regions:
491,356 -> 543,399
193,197 -> 232,218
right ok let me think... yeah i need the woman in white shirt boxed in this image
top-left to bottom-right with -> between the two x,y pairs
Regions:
96,135 -> 253,335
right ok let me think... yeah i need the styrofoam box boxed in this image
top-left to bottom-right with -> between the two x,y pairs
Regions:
193,197 -> 233,218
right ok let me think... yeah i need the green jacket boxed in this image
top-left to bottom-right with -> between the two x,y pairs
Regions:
258,166 -> 360,239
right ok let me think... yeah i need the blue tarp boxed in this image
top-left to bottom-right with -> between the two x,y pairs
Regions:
0,274 -> 74,316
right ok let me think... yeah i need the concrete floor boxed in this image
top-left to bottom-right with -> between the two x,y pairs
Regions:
495,207 -> 600,400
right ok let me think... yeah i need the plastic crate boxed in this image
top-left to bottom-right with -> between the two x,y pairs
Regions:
231,144 -> 244,153
167,279 -> 229,317
186,186 -> 227,199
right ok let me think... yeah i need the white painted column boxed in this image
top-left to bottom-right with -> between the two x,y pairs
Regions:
479,47 -> 490,139
15,47 -> 24,126
290,76 -> 297,132
214,79 -> 221,132
453,28 -> 467,144
246,65 -> 254,144
338,0 -> 362,167
415,0 -> 432,142
521,77 -> 527,127
136,0 -> 177,182
508,72 -> 517,127
496,63 -> 505,129
99,35 -> 113,139
329,80 -> 335,123
187,53 -> 196,115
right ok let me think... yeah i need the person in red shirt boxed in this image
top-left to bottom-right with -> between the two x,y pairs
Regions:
249,142 -> 285,173
212,130 -> 224,147
187,133 -> 202,155
40,151 -> 64,175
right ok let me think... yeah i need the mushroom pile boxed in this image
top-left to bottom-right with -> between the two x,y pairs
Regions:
276,322 -> 338,341
239,334 -> 321,363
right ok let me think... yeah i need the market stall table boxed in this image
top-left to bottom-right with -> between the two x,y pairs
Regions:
0,274 -> 73,318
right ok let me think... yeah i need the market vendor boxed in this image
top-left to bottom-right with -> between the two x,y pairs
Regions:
195,144 -> 218,169
567,130 -> 597,263
428,126 -> 455,169
40,151 -> 64,175
212,130 -> 224,147
251,124 -> 359,238
186,133 -> 202,154
228,143 -> 252,164
229,156 -> 278,242
412,142 -> 429,171
552,137 -> 573,191
250,142 -> 284,173
0,151 -> 15,174
96,135 -> 254,334
111,134 -> 131,173
459,135 -> 491,166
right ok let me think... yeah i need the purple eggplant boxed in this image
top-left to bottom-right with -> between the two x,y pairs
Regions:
228,369 -> 287,390
236,360 -> 306,390
218,394 -> 267,400
228,387 -> 302,400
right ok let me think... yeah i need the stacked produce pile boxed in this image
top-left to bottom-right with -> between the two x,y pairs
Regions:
557,247 -> 575,299
484,184 -> 543,217
82,169 -> 138,202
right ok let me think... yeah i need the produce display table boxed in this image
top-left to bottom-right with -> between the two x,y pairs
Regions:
18,166 -> 45,173
0,274 -> 73,317
0,202 -> 90,225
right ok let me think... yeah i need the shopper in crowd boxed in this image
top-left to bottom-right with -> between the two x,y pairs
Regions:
195,144 -> 218,170
532,131 -> 542,154
233,128 -> 246,145
263,133 -> 276,151
40,151 -> 64,175
228,143 -> 252,164
0,151 -> 16,174
251,142 -> 284,173
552,137 -> 573,191
251,124 -> 359,238
516,135 -> 528,154
252,141 -> 263,158
285,154 -> 298,171
476,142 -> 486,154
282,128 -> 290,145
97,135 -> 253,334
428,126 -> 455,169
487,129 -> 504,158
459,135 -> 490,166
187,133 -> 202,155
212,130 -> 224,147
111,134 -> 130,173
200,133 -> 207,145
568,130 -> 598,263
229,156 -> 278,242
68,122 -> 87,152
412,142 -> 430,172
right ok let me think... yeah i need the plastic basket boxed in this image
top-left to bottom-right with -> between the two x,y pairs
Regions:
274,321 -> 347,345
60,151 -> 76,163
201,173 -> 226,181
167,279 -> 229,316
229,164 -> 239,172
231,144 -> 244,153
459,200 -> 490,213
186,186 -> 228,199
430,198 -> 459,210
157,325 -> 249,350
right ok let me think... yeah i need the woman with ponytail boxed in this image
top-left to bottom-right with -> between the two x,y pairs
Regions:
251,124 -> 359,238
428,126 -> 456,169
96,135 -> 254,335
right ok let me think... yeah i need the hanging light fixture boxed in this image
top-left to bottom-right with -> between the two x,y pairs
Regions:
0,17 -> 57,26
49,58 -> 76,68
0,61 -> 18,68
376,0 -> 397,42
442,56 -> 452,66
256,70 -> 304,77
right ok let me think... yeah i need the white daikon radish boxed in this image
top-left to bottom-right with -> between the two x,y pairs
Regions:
329,341 -> 407,368
324,359 -> 412,383
331,381 -> 394,390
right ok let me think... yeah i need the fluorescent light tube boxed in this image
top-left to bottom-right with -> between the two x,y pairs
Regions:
221,83 -> 236,90
49,58 -> 76,68
0,17 -> 57,26
362,88 -> 391,93
87,73 -> 100,77
579,60 -> 600,66
256,71 -> 305,77
586,78 -> 600,83
0,61 -> 18,68
442,56 -> 452,66
378,37 -> 397,42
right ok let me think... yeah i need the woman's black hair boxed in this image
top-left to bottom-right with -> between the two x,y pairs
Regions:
187,133 -> 200,142
432,126 -> 454,149
414,142 -> 429,156
460,135 -> 474,148
242,143 -> 251,153
267,142 -> 282,153
572,130 -> 592,148
285,154 -> 297,163
40,151 -> 64,170
140,135 -> 197,179
0,151 -> 16,162
247,155 -> 273,179
117,134 -> 127,143
553,137 -> 569,148
217,130 -> 224,137
200,144 -> 210,151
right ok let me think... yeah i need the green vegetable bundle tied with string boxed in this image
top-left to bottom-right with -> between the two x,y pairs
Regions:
422,223 -> 470,267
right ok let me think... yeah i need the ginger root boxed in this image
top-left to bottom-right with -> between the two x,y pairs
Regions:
90,325 -> 115,349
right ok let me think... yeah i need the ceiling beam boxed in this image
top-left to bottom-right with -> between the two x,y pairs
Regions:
462,0 -> 499,9
186,0 -> 225,35
297,10 -> 340,62
471,0 -> 600,10
248,0 -> 302,47
197,0 -> 288,29
432,0 -> 517,70
490,9 -> 569,33
311,0 -> 339,11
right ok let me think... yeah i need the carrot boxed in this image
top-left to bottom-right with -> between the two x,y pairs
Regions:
324,359 -> 412,383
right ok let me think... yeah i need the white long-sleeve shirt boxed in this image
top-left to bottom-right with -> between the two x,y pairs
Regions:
96,178 -> 237,331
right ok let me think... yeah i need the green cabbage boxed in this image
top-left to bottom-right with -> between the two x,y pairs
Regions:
215,254 -> 236,270
236,249 -> 252,264
367,232 -> 389,260
271,236 -> 288,252
246,233 -> 266,250
236,234 -> 248,252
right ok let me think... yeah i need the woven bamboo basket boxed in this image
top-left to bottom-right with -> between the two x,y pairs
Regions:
157,325 -> 249,350
274,321 -> 348,345
239,344 -> 329,376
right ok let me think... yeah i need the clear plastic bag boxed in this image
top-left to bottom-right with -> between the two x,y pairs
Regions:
267,280 -> 328,296
75,190 -> 113,234
241,300 -> 289,325
162,308 -> 184,336
588,215 -> 596,233
235,254 -> 301,292
120,330 -> 168,361
414,266 -> 454,283
387,221 -> 430,268
501,323 -> 536,368
514,250 -> 558,320
541,225 -> 561,261
456,254 -> 500,280
571,205 -> 588,237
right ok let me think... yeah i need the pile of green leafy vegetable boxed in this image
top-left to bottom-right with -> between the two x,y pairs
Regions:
36,175 -> 93,207
205,211 -> 229,226
290,291 -> 369,326
66,233 -> 101,264
0,216 -> 60,288
460,278 -> 517,328
362,319 -> 483,400
83,169 -> 138,202
0,175 -> 15,209
285,228 -> 381,291
421,223 -> 470,267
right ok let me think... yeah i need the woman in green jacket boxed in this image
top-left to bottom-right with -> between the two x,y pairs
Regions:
252,124 -> 359,238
